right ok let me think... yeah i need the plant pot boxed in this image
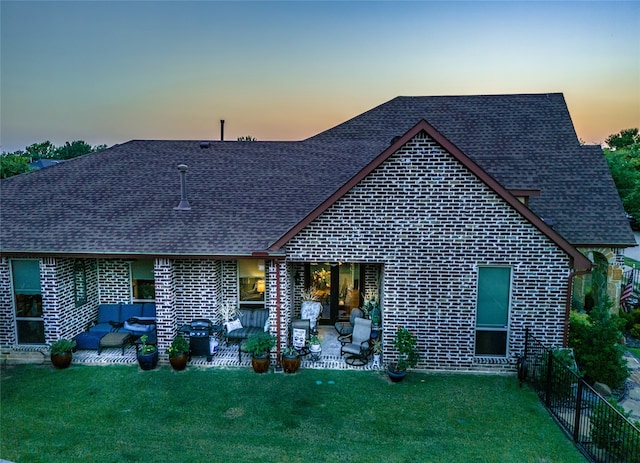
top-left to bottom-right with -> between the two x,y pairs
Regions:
137,350 -> 159,370
309,344 -> 321,354
282,354 -> 301,373
386,364 -> 407,382
251,353 -> 270,373
51,352 -> 72,369
169,353 -> 189,371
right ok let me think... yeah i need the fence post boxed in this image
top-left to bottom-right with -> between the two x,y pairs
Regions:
573,379 -> 583,443
545,348 -> 553,408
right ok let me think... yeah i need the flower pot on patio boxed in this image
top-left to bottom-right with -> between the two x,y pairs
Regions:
242,332 -> 276,373
251,353 -> 271,373
49,338 -> 76,369
281,348 -> 301,373
137,335 -> 158,370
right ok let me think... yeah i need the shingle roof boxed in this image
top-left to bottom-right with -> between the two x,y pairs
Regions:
0,139 -> 384,256
1,93 -> 634,257
309,93 -> 635,247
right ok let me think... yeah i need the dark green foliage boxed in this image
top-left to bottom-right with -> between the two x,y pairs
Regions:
603,137 -> 640,226
591,398 -> 640,462
49,338 -> 76,356
0,154 -> 31,178
1,140 -> 107,178
620,309 -> 640,331
241,332 -> 276,356
569,305 -> 630,389
606,128 -> 640,150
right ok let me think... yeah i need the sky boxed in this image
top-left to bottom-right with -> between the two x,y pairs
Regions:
1,0 -> 639,153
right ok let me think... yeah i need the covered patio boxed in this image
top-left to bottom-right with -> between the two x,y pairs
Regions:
7,327 -> 382,371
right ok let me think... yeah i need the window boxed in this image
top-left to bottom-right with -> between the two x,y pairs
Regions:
131,260 -> 155,301
12,259 -> 45,344
475,266 -> 511,356
73,259 -> 88,307
238,259 -> 265,306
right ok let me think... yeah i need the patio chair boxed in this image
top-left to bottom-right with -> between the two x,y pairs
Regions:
334,307 -> 363,344
291,319 -> 310,356
340,317 -> 372,366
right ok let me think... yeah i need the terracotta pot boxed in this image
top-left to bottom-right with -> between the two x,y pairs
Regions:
169,353 -> 189,371
51,352 -> 72,369
282,354 -> 301,373
251,353 -> 270,373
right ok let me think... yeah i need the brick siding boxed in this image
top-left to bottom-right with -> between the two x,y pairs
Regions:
283,133 -> 573,371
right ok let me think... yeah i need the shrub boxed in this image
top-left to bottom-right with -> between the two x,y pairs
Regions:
591,398 -> 640,463
568,304 -> 629,389
620,309 -> 640,332
632,324 -> 640,339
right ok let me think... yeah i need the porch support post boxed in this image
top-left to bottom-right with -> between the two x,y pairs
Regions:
275,258 -> 282,370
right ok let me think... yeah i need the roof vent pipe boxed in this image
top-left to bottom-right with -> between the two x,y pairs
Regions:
174,164 -> 191,210
220,119 -> 225,141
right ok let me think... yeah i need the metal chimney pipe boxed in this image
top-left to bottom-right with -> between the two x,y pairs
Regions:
174,164 -> 191,210
220,119 -> 225,141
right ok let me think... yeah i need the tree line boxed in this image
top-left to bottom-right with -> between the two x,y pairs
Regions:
603,128 -> 640,228
0,140 -> 107,179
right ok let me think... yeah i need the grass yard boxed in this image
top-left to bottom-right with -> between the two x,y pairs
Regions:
1,365 -> 586,463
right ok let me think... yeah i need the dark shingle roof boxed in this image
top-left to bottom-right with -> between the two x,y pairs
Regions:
0,139 -> 383,255
309,93 -> 635,246
1,93 -> 634,256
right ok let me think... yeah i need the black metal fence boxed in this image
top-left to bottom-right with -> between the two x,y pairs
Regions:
520,329 -> 640,463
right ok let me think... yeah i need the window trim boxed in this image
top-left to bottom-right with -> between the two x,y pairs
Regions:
475,265 -> 512,357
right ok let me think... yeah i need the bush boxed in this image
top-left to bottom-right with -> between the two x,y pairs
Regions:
632,324 -> 640,339
568,305 -> 629,389
591,398 -> 640,463
620,309 -> 640,332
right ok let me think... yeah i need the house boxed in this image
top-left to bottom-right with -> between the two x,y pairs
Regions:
0,93 -> 635,371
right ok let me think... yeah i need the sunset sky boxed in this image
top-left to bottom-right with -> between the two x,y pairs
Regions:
1,0 -> 639,153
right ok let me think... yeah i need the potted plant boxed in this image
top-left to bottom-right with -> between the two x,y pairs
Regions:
372,339 -> 382,367
281,346 -> 301,373
49,338 -> 76,369
242,332 -> 276,373
308,333 -> 321,354
137,335 -> 158,370
167,335 -> 190,371
387,327 -> 419,382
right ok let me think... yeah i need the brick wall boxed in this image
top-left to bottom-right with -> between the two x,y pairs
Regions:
284,133 -> 573,371
0,258 -> 14,347
98,259 -> 131,303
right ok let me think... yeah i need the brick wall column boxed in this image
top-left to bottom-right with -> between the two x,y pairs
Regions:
155,258 -> 176,352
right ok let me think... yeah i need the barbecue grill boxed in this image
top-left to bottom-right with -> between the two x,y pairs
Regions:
180,319 -> 219,361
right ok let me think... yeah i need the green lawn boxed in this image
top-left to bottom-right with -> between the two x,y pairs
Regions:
1,365 -> 586,463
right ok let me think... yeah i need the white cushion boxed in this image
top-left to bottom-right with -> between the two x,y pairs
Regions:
225,318 -> 243,332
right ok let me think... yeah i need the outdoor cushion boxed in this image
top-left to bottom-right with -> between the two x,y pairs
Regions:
141,303 -> 156,318
73,331 -> 101,350
225,319 -> 243,332
97,304 -> 120,324
120,303 -> 143,321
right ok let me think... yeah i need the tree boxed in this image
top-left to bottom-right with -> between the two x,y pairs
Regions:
55,140 -> 94,160
603,128 -> 640,227
0,140 -> 108,178
25,141 -> 56,160
0,153 -> 31,179
605,128 -> 640,150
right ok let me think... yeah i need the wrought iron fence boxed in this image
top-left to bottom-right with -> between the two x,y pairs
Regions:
520,328 -> 640,463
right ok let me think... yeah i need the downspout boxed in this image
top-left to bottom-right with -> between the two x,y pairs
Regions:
274,258 -> 282,371
563,267 -> 591,347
